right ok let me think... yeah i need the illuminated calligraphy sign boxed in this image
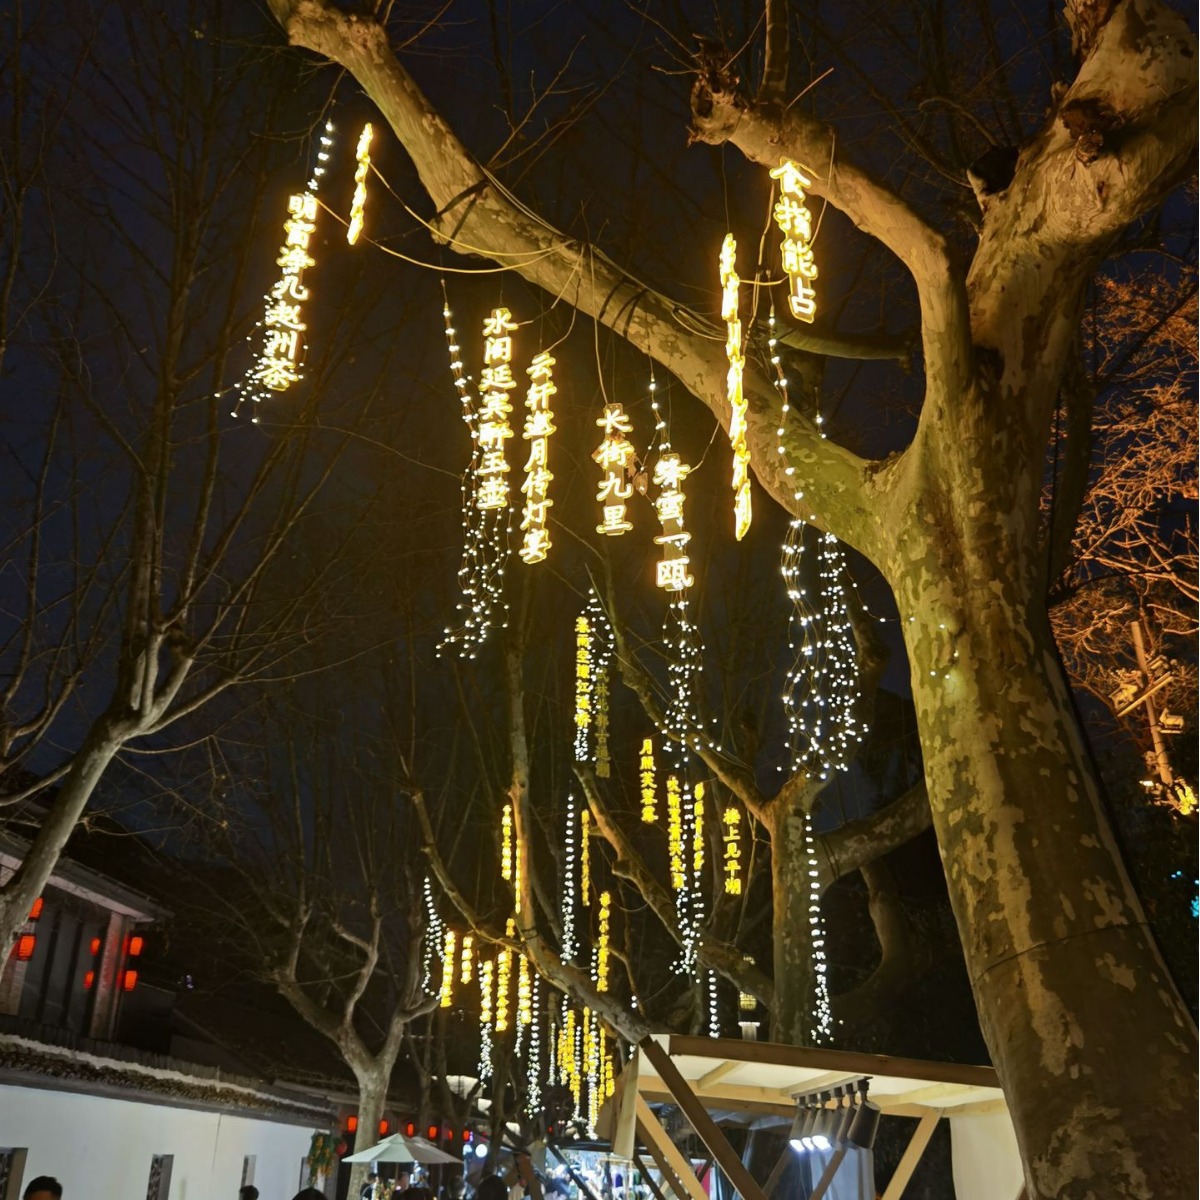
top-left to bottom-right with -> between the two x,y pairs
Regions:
653,452 -> 694,593
770,160 -> 818,323
592,404 -> 636,535
520,350 -> 556,563
477,308 -> 518,511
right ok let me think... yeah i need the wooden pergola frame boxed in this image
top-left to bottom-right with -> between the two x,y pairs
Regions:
601,1035 -> 1021,1200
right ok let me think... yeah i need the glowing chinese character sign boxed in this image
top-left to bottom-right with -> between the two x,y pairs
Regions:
520,351 -> 556,563
770,160 -> 818,323
666,776 -> 685,891
592,404 -> 636,535
235,123 -> 333,419
639,737 -> 657,823
477,308 -> 518,511
722,806 -> 742,895
720,234 -> 752,540
653,452 -> 694,593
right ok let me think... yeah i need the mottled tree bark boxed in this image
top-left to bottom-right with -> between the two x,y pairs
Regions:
764,802 -> 815,1047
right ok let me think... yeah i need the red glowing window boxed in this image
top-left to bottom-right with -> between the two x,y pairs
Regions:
404,1122 -> 416,1138
84,970 -> 95,990
378,1119 -> 390,1136
427,1124 -> 438,1141
128,935 -> 144,957
122,969 -> 138,991
15,934 -> 36,961
346,1115 -> 358,1133
28,897 -> 44,920
90,937 -> 102,956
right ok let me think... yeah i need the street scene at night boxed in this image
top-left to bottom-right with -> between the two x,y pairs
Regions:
0,1 -> 1195,1198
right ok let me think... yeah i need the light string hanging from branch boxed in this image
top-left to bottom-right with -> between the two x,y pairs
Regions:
720,233 -> 752,540
439,929 -> 457,1008
437,300 -> 514,657
769,306 -> 866,779
233,121 -> 334,420
561,793 -> 579,961
346,122 -> 373,245
573,592 -> 613,774
478,958 -> 494,1081
421,876 -> 445,996
519,350 -> 557,564
770,160 -> 818,322
805,814 -> 834,1043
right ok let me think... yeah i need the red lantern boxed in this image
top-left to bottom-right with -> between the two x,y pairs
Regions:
378,1119 -> 390,1136
90,937 -> 102,955
405,1122 -> 416,1138
122,969 -> 138,991
128,935 -> 144,957
28,897 -> 44,920
427,1124 -> 438,1141
15,934 -> 36,961
84,970 -> 95,990
346,1115 -> 359,1133
462,1130 -> 471,1142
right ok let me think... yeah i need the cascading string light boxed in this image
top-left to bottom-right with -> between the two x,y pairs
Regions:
519,350 -> 557,564
437,302 -> 514,657
719,233 -> 752,540
495,935 -> 513,1035
769,304 -> 866,779
585,588 -> 614,777
345,121 -> 373,245
707,968 -> 720,1038
561,793 -> 578,961
460,934 -> 474,984
233,121 -> 334,420
501,802 -> 514,882
805,814 -> 834,1043
580,808 -> 591,906
421,876 -> 445,996
525,975 -> 543,1115
478,958 -> 494,1081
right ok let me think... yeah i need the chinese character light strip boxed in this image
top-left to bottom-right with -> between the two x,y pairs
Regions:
666,777 -> 685,891
653,452 -> 695,594
722,805 -> 743,895
639,737 -> 657,823
233,121 -> 334,420
574,614 -> 593,761
593,404 -> 636,536
720,233 -> 752,540
346,122 -> 373,245
595,890 -> 612,992
770,160 -> 818,323
520,351 -> 557,563
438,298 -> 513,657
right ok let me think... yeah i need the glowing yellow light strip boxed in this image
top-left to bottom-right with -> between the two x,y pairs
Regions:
439,929 -> 457,1008
692,782 -> 705,875
574,615 -> 592,761
517,953 -> 532,1025
519,350 -> 556,563
770,161 -> 818,323
639,737 -> 657,823
479,959 -> 494,1026
580,808 -> 591,905
722,806 -> 743,895
720,233 -> 752,540
666,775 -> 684,891
460,934 -> 474,983
596,890 -> 612,992
346,122 -> 373,245
592,404 -> 636,535
654,453 -> 694,592
501,803 -> 514,881
496,944 -> 512,1034
477,308 -> 518,511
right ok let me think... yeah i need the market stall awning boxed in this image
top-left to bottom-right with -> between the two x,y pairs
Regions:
606,1035 -> 1022,1200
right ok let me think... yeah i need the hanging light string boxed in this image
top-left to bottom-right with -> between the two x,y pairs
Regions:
232,121 -> 335,421
421,876 -> 445,996
585,587 -> 614,777
805,814 -> 834,1043
768,304 -> 866,779
720,233 -> 752,540
561,792 -> 579,961
478,958 -> 494,1081
437,303 -> 516,657
346,121 -> 373,245
525,974 -> 543,1115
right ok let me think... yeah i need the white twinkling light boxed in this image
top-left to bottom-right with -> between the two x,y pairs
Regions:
421,876 -> 444,996
805,814 -> 833,1043
561,792 -> 579,961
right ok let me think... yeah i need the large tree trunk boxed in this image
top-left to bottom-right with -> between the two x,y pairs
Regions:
766,803 -> 815,1047
895,532 -> 1197,1198
349,1063 -> 390,1199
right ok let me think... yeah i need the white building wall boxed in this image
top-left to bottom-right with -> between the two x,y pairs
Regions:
951,1108 -> 1024,1200
0,1082 -> 326,1200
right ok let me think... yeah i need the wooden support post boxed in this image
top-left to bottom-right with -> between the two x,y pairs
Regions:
640,1037 -> 770,1200
762,1144 -> 793,1198
635,1096 -> 709,1200
634,1154 -> 671,1200
880,1112 -> 940,1200
808,1146 -> 847,1200
637,1118 -> 689,1200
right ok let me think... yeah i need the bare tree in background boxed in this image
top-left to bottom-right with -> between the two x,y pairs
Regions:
0,0 -> 400,968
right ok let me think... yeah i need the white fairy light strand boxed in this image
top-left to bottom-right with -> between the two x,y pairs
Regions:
561,793 -> 578,961
437,301 -> 515,657
806,814 -> 833,1043
233,121 -> 334,420
770,307 -> 866,778
421,876 -> 445,995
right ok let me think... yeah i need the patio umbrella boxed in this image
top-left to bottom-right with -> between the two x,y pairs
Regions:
345,1133 -> 462,1165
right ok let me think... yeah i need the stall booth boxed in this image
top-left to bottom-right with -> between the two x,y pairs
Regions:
602,1035 -> 1024,1200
